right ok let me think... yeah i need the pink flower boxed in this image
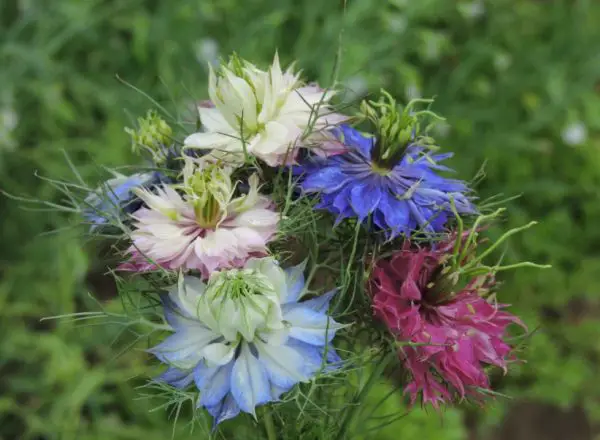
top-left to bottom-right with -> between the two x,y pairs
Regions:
369,242 -> 525,407
120,163 -> 279,278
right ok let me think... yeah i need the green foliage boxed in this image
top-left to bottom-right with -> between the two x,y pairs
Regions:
2,0 -> 600,438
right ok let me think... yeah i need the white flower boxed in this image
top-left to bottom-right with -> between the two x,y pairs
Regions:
561,121 -> 587,146
194,38 -> 219,66
184,53 -> 346,166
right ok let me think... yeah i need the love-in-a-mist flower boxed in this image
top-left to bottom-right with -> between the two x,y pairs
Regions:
125,110 -> 173,163
369,230 -> 528,407
121,158 -> 279,277
84,171 -> 162,229
150,257 -> 343,426
184,53 -> 345,166
296,95 -> 475,238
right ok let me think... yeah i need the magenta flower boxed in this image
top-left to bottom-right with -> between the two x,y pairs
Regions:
369,241 -> 525,407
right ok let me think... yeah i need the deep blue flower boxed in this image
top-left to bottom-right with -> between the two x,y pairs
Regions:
296,125 -> 476,238
83,171 -> 163,228
149,258 -> 343,427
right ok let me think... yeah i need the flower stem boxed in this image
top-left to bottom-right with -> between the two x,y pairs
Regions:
334,352 -> 394,440
262,408 -> 277,440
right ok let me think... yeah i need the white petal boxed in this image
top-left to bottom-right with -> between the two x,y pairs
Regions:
223,70 -> 258,127
198,107 -> 232,132
170,274 -> 206,317
201,342 -> 236,366
245,257 -> 288,302
184,132 -> 238,151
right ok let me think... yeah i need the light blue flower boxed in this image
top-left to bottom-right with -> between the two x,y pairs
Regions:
83,171 -> 162,229
150,257 -> 343,426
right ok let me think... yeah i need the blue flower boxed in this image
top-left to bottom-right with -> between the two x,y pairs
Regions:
150,258 -> 343,427
296,125 -> 476,238
83,172 -> 163,228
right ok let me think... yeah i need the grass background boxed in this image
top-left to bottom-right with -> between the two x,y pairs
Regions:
1,0 -> 600,438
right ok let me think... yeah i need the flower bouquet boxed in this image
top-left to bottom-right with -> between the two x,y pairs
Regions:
34,53 -> 549,439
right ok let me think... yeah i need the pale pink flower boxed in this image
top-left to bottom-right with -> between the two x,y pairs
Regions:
120,161 -> 279,278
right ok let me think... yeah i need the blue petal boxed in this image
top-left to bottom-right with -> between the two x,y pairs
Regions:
322,345 -> 343,372
337,125 -> 374,158
160,294 -> 195,329
283,262 -> 306,304
283,306 -> 341,346
378,197 -> 411,235
149,327 -> 216,368
196,362 -> 234,407
285,339 -> 326,375
407,200 -> 430,231
350,182 -> 381,220
270,383 -> 293,401
295,290 -> 337,313
332,185 -> 352,213
255,340 -> 307,389
206,393 -> 241,428
157,367 -> 194,389
230,344 -> 272,415
301,167 -> 349,193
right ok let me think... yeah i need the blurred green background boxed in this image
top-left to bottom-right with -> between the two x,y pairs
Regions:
2,0 -> 600,439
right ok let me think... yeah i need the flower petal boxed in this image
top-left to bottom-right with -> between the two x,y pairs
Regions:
205,393 -> 241,428
195,361 -> 234,407
301,166 -> 349,193
283,305 -> 344,346
230,344 -> 272,416
157,366 -> 194,389
350,182 -> 381,220
296,290 -> 337,313
198,107 -> 233,132
201,343 -> 236,366
281,260 -> 307,304
255,340 -> 308,388
149,326 -> 218,369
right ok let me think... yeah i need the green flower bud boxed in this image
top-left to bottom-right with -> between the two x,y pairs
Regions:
125,110 -> 172,162
358,91 -> 443,169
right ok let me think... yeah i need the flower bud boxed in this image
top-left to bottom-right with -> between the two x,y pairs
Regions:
125,110 -> 172,162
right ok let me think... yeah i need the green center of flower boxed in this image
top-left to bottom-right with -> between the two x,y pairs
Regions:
371,161 -> 392,176
422,263 -> 460,305
201,268 -> 284,342
359,91 -> 441,169
180,162 -> 232,228
211,269 -> 274,300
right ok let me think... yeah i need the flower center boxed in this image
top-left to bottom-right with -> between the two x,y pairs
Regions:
201,268 -> 285,342
422,264 -> 458,306
371,161 -> 392,176
181,163 -> 232,228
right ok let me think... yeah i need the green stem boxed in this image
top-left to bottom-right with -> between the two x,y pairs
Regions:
334,352 -> 393,440
461,220 -> 538,272
262,408 -> 277,440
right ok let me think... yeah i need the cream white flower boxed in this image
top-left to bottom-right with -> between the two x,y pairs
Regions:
184,53 -> 346,166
